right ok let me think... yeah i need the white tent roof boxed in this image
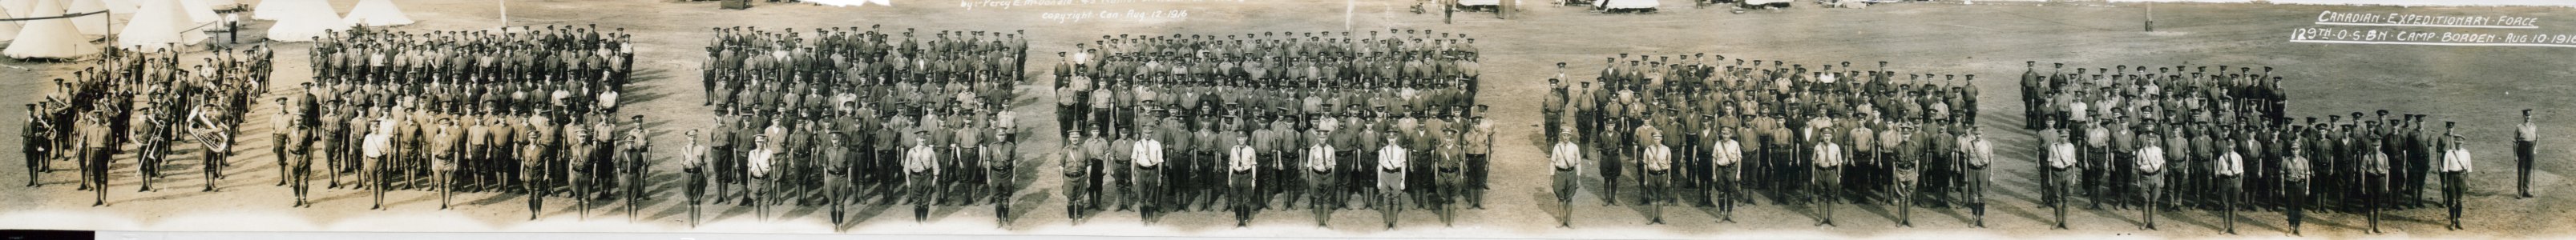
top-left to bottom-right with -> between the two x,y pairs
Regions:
262,0 -> 339,42
341,0 -> 408,26
68,0 -> 110,35
249,0 -> 285,20
119,0 -> 206,50
0,6 -> 20,42
103,0 -> 137,12
6,0 -> 102,58
2,0 -> 33,18
177,0 -> 215,22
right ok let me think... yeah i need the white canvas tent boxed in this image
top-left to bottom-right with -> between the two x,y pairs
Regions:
68,0 -> 109,35
249,0 -> 284,19
2,0 -> 32,18
119,0 -> 207,50
103,0 -> 138,13
177,0 -> 216,22
262,0 -> 339,42
6,0 -> 102,59
0,7 -> 20,42
341,0 -> 408,26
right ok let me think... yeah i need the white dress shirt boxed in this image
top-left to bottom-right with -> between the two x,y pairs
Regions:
2443,147 -> 2473,173
1134,139 -> 1165,167
1230,145 -> 1258,172
1644,144 -> 1673,171
749,147 -> 775,178
1550,141 -> 1582,170
1308,144 -> 1336,172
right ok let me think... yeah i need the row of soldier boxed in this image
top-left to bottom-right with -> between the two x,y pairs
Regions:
293,26 -> 648,219
1056,30 -> 1490,228
2020,62 -> 2283,221
27,46 -> 273,206
694,26 -> 1032,227
2035,111 -> 2478,234
1545,55 -> 1989,226
2017,62 -> 2279,229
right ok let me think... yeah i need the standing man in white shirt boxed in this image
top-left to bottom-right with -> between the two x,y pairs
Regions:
1377,133 -> 1409,230
748,136 -> 776,221
1229,135 -> 1259,226
2216,134 -> 2244,234
2442,133 -> 2471,230
1966,126 -> 1993,227
906,133 -> 939,222
1711,127 -> 1742,223
1307,130 -> 1339,226
2046,121 -> 2077,230
1550,128 -> 1584,227
1642,132 -> 1674,225
2134,131 -> 2166,230
682,130 -> 709,227
2516,110 -> 2535,198
1812,131 -> 1843,227
1133,127 -> 1167,222
364,119 -> 393,210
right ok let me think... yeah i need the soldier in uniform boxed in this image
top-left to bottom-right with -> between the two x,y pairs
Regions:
1892,126 -> 1919,227
1641,131 -> 1674,224
1375,132 -> 1408,230
365,118 -> 394,210
822,132 -> 850,226
23,104 -> 51,188
1307,127 -> 1340,226
1064,130 -> 1093,221
749,135 -> 777,220
1133,126 -> 1167,222
2362,122 -> 2390,234
2441,133 -> 2469,230
986,121 -> 1018,226
1550,128 -> 1584,226
522,131 -> 547,219
1964,126 -> 1993,227
2216,131 -> 2244,234
2046,120 -> 2077,229
905,132 -> 939,222
1228,135 -> 1259,226
2284,138 -> 2312,235
621,116 -> 649,218
1464,106 -> 1492,209
1434,128 -> 1467,226
287,115 -> 315,206
1710,126 -> 1743,222
2135,127 -> 2167,230
2516,110 -> 2535,198
432,118 -> 459,209
1813,131 -> 1843,226
684,130 -> 709,227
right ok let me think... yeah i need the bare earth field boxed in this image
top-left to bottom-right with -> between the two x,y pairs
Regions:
1,0 -> 2573,238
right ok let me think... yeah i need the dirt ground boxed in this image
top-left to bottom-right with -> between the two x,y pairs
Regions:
1,0 -> 2573,238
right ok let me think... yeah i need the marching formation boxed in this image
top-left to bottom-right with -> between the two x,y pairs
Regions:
28,46 -> 275,206
2019,62 -> 2477,234
1054,30 -> 1490,228
291,26 -> 647,219
693,26 -> 1032,227
1544,56 -> 1989,226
